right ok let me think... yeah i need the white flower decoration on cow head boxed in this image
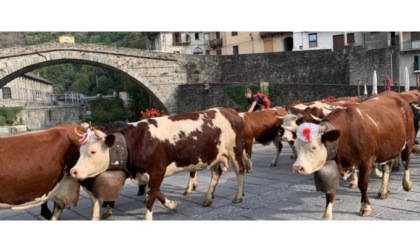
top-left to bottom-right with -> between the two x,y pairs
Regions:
296,123 -> 319,143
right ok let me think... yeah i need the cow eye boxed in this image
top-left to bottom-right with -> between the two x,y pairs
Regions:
90,150 -> 96,155
311,146 -> 317,150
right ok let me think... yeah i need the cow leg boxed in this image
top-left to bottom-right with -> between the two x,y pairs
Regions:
349,170 -> 358,189
377,161 -> 392,199
50,204 -> 64,221
392,157 -> 400,171
144,174 -> 164,221
137,185 -> 146,196
156,190 -> 177,212
101,201 -> 114,219
288,141 -> 297,159
40,202 -> 53,220
401,145 -> 413,192
203,165 -> 223,207
244,137 -> 253,173
373,164 -> 384,178
184,171 -> 199,196
270,136 -> 283,166
242,151 -> 253,173
231,153 -> 246,204
322,192 -> 335,220
358,163 -> 372,217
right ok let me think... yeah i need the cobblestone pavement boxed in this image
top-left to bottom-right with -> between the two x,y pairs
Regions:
3,140 -> 420,222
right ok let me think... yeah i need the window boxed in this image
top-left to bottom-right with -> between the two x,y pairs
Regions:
233,45 -> 239,55
232,32 -> 238,36
173,32 -> 181,44
204,33 -> 209,43
308,33 -> 317,48
193,47 -> 203,55
195,33 -> 199,40
205,50 -> 210,55
216,32 -> 220,39
216,49 -> 222,55
2,87 -> 11,99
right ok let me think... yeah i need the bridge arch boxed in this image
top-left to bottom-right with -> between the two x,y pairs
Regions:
0,43 -> 191,113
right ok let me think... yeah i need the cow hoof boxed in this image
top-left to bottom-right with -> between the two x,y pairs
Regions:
359,207 -> 372,217
290,155 -> 297,160
183,191 -> 192,196
321,214 -> 332,220
403,179 -> 413,192
349,183 -> 357,189
270,163 -> 277,167
101,212 -> 112,219
232,198 -> 243,204
376,192 -> 388,200
202,200 -> 213,207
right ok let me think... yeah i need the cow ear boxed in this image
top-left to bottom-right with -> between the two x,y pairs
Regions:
321,130 -> 340,143
104,135 -> 115,148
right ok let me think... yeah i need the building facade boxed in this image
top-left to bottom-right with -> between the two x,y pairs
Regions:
399,32 -> 420,88
0,72 -> 53,107
148,32 -> 211,55
208,32 -> 294,55
292,32 -> 364,52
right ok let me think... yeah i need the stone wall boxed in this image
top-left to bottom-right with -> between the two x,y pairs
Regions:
177,82 -> 403,114
17,106 -> 83,130
348,48 -> 394,86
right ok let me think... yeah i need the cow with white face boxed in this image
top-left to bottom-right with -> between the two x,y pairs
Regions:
70,107 -> 251,220
292,91 -> 415,220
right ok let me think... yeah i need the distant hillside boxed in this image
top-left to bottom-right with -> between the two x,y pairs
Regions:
0,32 -> 26,48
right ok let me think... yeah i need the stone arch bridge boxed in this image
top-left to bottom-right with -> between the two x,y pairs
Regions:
0,43 -> 215,113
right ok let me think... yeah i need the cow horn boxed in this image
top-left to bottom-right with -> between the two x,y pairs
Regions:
74,127 -> 84,137
412,104 -> 420,110
319,123 -> 329,133
81,122 -> 89,129
94,129 -> 104,141
310,113 -> 322,122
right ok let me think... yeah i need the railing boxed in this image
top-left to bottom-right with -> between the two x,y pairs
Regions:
403,40 -> 420,51
209,38 -> 223,49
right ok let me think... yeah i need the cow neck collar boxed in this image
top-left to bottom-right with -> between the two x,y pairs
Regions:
107,132 -> 129,176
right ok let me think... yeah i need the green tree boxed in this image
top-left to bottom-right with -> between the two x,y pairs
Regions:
89,97 -> 126,124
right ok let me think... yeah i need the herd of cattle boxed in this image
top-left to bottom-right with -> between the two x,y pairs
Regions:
1,90 -> 420,221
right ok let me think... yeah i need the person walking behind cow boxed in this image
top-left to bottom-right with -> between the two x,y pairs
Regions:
244,88 -> 270,112
245,88 -> 262,112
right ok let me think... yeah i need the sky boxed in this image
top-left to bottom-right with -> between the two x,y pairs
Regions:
1,0 -> 419,32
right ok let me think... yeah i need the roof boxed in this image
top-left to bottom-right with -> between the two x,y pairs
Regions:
22,72 -> 52,85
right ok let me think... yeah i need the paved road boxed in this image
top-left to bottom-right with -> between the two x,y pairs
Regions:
3,141 -> 420,221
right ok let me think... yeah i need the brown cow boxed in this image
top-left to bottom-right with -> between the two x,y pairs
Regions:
292,91 -> 415,220
0,124 -> 87,219
70,107 -> 251,220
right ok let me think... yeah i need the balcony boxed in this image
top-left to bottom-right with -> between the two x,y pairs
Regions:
260,32 -> 284,38
209,38 -> 223,49
402,40 -> 420,51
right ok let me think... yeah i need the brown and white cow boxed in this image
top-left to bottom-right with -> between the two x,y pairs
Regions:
292,91 -> 415,220
70,107 -> 251,220
182,106 -> 290,197
0,124 -> 87,219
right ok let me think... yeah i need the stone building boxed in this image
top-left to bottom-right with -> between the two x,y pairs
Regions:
0,72 -> 53,107
208,32 -> 294,55
148,32 -> 211,55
